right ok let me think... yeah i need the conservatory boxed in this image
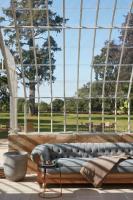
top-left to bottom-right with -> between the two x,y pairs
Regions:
0,0 -> 133,135
1,0 -> 133,199
0,0 -> 133,136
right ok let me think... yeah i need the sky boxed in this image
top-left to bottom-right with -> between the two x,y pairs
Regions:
0,0 -> 132,102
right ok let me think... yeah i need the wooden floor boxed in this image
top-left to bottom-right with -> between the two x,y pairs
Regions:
0,176 -> 133,200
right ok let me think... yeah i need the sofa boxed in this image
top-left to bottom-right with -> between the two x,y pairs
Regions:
31,142 -> 133,186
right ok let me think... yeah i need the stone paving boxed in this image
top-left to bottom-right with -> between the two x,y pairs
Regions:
0,178 -> 133,200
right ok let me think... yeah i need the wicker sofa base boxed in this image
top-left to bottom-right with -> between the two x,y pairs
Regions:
0,167 -> 5,179
39,172 -> 133,185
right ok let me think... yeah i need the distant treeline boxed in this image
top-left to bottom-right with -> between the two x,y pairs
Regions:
1,98 -> 132,114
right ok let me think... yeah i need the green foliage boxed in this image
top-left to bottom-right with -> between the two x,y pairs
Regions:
0,73 -> 9,112
94,41 -> 120,81
93,13 -> 133,91
39,101 -> 49,112
119,100 -> 128,114
66,99 -> 76,113
77,83 -> 89,97
1,0 -> 65,115
52,99 -> 64,112
17,98 -> 25,112
77,13 -> 133,113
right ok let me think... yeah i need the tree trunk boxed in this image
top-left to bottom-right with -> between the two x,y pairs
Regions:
29,82 -> 36,116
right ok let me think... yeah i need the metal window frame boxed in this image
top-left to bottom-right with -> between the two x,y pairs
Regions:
46,0 -> 53,133
63,0 -> 66,132
28,0 -> 40,133
102,0 -> 117,132
114,1 -> 133,133
0,0 -> 133,134
76,0 -> 83,132
11,0 -> 28,133
0,29 -> 17,132
89,0 -> 100,132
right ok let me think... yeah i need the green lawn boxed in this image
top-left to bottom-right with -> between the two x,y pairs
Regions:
0,112 -> 133,139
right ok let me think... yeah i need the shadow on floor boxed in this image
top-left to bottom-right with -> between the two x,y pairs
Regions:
0,176 -> 133,200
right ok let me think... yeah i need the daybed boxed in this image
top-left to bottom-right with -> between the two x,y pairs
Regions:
31,142 -> 133,186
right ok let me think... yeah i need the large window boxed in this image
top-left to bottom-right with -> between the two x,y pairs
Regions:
0,0 -> 133,134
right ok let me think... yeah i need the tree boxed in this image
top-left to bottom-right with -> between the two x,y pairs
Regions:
119,100 -> 128,114
40,101 -> 49,112
78,82 -> 103,112
93,13 -> 133,96
93,40 -> 120,98
77,12 -> 133,113
1,0 -> 65,115
120,13 -> 133,69
17,98 -> 25,112
66,99 -> 76,113
52,99 -> 64,112
0,73 -> 9,112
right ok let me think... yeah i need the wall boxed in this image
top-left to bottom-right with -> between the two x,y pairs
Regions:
8,133 -> 133,173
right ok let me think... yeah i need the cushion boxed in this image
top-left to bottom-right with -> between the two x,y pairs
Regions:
112,159 -> 133,173
46,158 -> 91,174
31,143 -> 133,162
46,158 -> 133,174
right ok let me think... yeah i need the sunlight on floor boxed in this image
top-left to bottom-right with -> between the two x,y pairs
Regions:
0,177 -> 133,200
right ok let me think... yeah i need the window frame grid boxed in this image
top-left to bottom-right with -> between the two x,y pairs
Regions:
0,0 -> 133,134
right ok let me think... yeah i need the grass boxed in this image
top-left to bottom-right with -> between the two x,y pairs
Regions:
0,112 -> 133,139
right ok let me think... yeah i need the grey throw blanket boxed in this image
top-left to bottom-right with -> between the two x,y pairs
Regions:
80,155 -> 131,187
